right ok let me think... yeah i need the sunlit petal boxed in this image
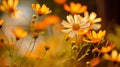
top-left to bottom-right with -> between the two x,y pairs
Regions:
89,12 -> 97,21
61,29 -> 72,33
111,50 -> 118,61
67,15 -> 74,24
61,20 -> 72,28
93,18 -> 102,23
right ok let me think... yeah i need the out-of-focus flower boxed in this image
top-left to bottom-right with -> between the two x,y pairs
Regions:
87,57 -> 101,67
84,11 -> 102,30
92,41 -> 115,53
25,52 -> 41,60
64,2 -> 87,14
0,0 -> 22,18
84,30 -> 106,43
33,21 -> 49,30
103,50 -> 120,62
33,15 -> 60,30
61,14 -> 90,38
32,4 -> 52,15
43,15 -> 60,25
0,19 -> 4,26
12,27 -> 27,39
53,0 -> 67,5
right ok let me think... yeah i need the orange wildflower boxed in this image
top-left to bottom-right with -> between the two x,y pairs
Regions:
0,19 -> 4,26
87,57 -> 101,67
83,30 -> 106,43
12,27 -> 27,39
0,0 -> 22,18
103,50 -> 120,62
32,4 -> 52,15
33,21 -> 49,30
53,0 -> 67,5
92,41 -> 115,53
64,2 -> 87,14
43,15 -> 60,25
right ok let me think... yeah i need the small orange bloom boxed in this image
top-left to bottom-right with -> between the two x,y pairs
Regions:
92,41 -> 115,53
0,19 -> 4,26
32,4 -> 52,15
53,0 -> 67,5
103,50 -> 120,62
12,27 -> 27,39
0,0 -> 22,18
33,21 -> 49,30
64,2 -> 87,14
43,15 -> 60,25
88,57 -> 101,67
83,30 -> 106,43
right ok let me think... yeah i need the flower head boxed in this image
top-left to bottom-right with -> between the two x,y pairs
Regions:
92,41 -> 115,53
42,15 -> 60,25
84,30 -> 106,43
0,0 -> 22,18
12,27 -> 27,39
33,21 -> 49,30
32,4 -> 52,15
64,2 -> 87,14
61,14 -> 90,38
103,50 -> 120,62
84,11 -> 102,30
87,57 -> 101,67
53,0 -> 67,5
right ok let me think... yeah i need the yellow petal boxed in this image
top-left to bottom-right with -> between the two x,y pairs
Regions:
2,0 -> 8,8
13,0 -> 18,8
117,53 -> 120,62
89,12 -> 97,21
36,4 -> 40,11
92,31 -> 97,38
0,19 -> 4,25
111,50 -> 118,61
0,5 -> 6,11
97,30 -> 102,38
8,0 -> 13,7
103,54 -> 111,60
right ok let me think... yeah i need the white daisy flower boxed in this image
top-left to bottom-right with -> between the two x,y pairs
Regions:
61,14 -> 90,38
84,11 -> 102,30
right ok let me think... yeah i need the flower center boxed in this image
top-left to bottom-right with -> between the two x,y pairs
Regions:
72,24 -> 80,30
9,7 -> 15,13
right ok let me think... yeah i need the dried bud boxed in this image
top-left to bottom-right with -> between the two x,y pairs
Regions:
32,32 -> 39,39
32,15 -> 37,19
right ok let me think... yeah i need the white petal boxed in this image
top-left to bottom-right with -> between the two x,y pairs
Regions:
93,18 -> 102,23
67,15 -> 74,24
80,22 -> 90,29
61,29 -> 72,33
68,31 -> 76,38
74,14 -> 80,24
89,12 -> 97,21
84,11 -> 89,19
61,20 -> 72,28
91,24 -> 101,30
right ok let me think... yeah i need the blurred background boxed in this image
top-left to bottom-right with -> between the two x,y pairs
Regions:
0,0 -> 120,66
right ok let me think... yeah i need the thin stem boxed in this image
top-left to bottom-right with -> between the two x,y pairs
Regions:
38,50 -> 48,66
77,45 -> 90,62
19,38 -> 36,67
